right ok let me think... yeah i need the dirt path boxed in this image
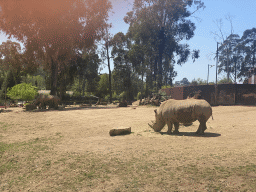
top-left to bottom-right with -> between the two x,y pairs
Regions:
1,105 -> 256,191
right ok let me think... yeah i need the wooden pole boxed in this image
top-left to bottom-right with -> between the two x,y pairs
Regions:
215,42 -> 219,105
5,86 -> 7,109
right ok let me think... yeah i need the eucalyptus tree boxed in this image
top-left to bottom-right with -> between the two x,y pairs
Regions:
99,24 -> 114,103
217,28 -> 256,82
124,0 -> 204,89
110,32 -> 134,101
61,46 -> 101,98
0,0 -> 112,96
218,34 -> 241,82
0,40 -> 23,85
238,28 -> 256,80
0,40 -> 24,98
128,43 -> 147,98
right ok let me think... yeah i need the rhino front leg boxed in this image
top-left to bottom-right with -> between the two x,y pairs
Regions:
167,122 -> 173,135
173,122 -> 180,134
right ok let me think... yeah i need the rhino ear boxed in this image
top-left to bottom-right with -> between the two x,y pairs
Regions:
154,109 -> 157,114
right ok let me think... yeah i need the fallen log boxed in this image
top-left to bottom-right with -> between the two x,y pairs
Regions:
109,127 -> 131,136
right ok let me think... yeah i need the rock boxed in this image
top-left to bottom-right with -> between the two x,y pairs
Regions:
118,100 -> 128,107
26,104 -> 37,111
109,127 -> 131,136
79,104 -> 91,108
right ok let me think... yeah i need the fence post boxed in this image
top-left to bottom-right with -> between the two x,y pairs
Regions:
215,84 -> 218,106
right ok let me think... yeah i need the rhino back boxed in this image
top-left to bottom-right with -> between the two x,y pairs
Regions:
156,99 -> 175,117
160,99 -> 212,123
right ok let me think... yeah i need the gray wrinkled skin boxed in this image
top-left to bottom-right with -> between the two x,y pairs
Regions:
148,99 -> 213,135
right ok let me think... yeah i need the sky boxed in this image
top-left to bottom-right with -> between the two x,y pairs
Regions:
105,0 -> 256,83
0,0 -> 255,84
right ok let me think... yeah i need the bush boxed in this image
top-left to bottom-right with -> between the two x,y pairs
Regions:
104,95 -> 110,102
161,85 -> 172,89
7,83 -> 38,101
137,92 -> 141,100
112,92 -> 119,101
119,91 -> 127,101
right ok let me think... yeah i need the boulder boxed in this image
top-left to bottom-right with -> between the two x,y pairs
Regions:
26,104 -> 37,111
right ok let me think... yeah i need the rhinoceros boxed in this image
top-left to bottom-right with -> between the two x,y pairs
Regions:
33,94 -> 60,109
148,99 -> 213,135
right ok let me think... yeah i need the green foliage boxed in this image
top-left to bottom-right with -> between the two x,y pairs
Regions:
71,77 -> 85,97
0,70 -> 22,99
161,85 -> 172,89
158,89 -> 167,96
119,91 -> 127,101
104,95 -> 110,102
21,74 -> 46,90
217,28 -> 256,81
0,0 -> 112,96
0,40 -> 23,84
7,83 -> 38,101
112,92 -> 119,101
124,0 -> 204,89
97,74 -> 109,98
218,78 -> 233,84
190,78 -> 207,86
111,32 -> 134,101
137,92 -> 142,100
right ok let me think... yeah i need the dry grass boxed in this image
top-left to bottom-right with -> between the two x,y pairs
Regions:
0,105 -> 256,191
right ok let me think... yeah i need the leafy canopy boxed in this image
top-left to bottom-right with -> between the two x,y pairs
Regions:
7,83 -> 38,101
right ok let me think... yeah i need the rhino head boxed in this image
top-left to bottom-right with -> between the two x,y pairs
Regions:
148,109 -> 165,132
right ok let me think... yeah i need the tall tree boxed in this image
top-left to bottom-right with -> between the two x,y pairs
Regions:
0,40 -> 24,98
128,43 -> 147,99
218,34 -> 241,82
99,24 -> 114,103
111,32 -> 133,101
0,40 -> 23,84
238,28 -> 256,81
217,28 -> 256,82
124,0 -> 203,89
0,0 -> 112,96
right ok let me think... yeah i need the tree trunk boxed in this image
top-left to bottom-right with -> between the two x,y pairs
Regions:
4,86 -> 7,109
141,72 -> 144,100
50,57 -> 58,96
107,43 -> 112,103
157,27 -> 165,90
157,53 -> 163,90
154,57 -> 158,83
59,75 -> 66,101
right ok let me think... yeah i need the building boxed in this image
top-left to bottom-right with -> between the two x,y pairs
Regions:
248,68 -> 256,84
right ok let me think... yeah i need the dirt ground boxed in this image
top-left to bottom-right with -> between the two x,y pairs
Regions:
1,104 -> 256,191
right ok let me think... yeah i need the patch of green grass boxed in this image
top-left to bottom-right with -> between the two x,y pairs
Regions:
0,122 -> 12,131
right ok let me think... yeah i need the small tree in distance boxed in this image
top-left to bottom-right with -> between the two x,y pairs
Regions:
218,78 -> 233,84
190,78 -> 207,86
7,83 -> 38,102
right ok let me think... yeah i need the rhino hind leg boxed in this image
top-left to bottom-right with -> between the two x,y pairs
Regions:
196,121 -> 207,135
172,122 -> 180,134
196,115 -> 208,135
